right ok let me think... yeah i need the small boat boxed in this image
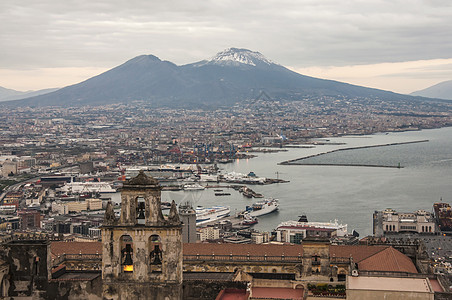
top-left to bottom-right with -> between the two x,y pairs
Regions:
242,189 -> 253,198
215,192 -> 231,196
242,214 -> 258,225
214,189 -> 223,192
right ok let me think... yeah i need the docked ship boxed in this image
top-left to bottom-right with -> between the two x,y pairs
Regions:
240,186 -> 263,198
59,181 -> 117,194
183,183 -> 205,190
196,206 -> 231,225
245,198 -> 279,217
276,215 -> 348,237
274,215 -> 349,243
223,172 -> 266,184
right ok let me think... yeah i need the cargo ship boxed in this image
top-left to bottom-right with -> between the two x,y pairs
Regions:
434,202 -> 452,232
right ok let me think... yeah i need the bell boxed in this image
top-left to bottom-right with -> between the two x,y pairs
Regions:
123,252 -> 133,272
123,244 -> 133,272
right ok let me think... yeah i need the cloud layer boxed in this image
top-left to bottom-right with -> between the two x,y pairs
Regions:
1,0 -> 451,92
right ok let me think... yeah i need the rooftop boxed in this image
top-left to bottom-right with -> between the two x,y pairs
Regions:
347,276 -> 432,293
250,287 -> 304,299
183,243 -> 303,257
216,289 -> 249,300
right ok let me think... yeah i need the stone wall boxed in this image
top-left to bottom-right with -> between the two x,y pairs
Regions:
48,276 -> 103,300
182,280 -> 247,300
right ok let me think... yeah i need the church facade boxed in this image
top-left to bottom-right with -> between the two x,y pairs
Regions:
101,170 -> 183,300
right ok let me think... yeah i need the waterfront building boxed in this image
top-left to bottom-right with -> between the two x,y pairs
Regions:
373,209 -> 436,236
198,226 -> 221,241
251,232 -> 269,244
275,217 -> 348,244
86,198 -> 102,210
66,201 -> 87,213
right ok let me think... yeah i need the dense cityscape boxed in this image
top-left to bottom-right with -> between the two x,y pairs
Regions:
1,96 -> 452,299
3,0 -> 452,296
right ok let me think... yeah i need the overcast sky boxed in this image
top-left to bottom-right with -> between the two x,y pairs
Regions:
1,0 -> 452,93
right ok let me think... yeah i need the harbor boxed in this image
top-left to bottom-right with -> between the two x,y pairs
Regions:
162,127 -> 452,237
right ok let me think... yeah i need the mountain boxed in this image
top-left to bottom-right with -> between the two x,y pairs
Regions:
411,80 -> 452,100
0,86 -> 59,102
2,48 -> 443,108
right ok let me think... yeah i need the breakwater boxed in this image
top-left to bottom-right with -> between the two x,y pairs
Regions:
279,140 -> 429,168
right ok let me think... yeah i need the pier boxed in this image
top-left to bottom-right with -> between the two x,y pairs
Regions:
279,140 -> 429,168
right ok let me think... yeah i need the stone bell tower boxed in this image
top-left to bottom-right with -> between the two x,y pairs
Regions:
101,170 -> 183,300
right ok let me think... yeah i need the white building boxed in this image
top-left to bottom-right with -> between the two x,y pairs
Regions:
251,232 -> 269,244
86,198 -> 102,210
52,201 -> 69,215
374,209 -> 436,235
197,226 -> 220,241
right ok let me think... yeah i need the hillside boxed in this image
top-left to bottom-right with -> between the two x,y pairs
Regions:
3,48 -> 443,108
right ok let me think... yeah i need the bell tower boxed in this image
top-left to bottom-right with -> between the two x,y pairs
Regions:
102,170 -> 183,300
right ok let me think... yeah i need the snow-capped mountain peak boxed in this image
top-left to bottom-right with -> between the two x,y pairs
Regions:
201,48 -> 274,67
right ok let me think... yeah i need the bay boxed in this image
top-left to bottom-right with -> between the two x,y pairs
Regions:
155,127 -> 452,237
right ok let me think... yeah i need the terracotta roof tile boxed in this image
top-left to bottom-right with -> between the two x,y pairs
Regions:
216,289 -> 249,300
50,242 -> 415,273
429,279 -> 444,292
330,245 -> 388,263
51,241 -> 102,258
183,243 -> 303,257
251,287 -> 304,299
51,242 -> 304,258
358,247 -> 418,273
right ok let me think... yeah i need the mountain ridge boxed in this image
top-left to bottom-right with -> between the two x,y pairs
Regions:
411,80 -> 452,100
2,48 -> 445,108
0,86 -> 59,102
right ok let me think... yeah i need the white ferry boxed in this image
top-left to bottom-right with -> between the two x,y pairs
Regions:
183,183 -> 205,191
223,172 -> 266,184
245,198 -> 279,217
276,216 -> 348,237
59,181 -> 117,194
196,206 -> 230,225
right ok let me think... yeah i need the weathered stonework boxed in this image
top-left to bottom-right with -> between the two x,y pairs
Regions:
3,239 -> 51,298
101,171 -> 183,300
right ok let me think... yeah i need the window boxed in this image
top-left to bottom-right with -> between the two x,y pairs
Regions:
136,197 -> 145,225
120,235 -> 133,273
149,235 -> 162,272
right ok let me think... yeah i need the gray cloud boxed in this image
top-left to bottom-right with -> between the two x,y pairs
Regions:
1,0 -> 452,71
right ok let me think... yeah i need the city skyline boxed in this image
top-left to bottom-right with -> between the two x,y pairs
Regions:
1,0 -> 452,94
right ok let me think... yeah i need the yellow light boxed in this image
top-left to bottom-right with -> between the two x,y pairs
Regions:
124,265 -> 133,272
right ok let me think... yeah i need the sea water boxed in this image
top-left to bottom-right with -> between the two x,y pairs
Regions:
122,127 -> 452,237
